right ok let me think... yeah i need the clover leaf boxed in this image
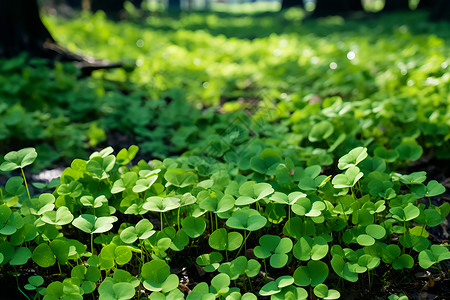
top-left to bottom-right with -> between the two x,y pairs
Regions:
226,211 -> 267,232
181,216 -> 206,238
143,197 -> 180,213
235,181 -> 274,206
72,214 -> 118,234
254,235 -> 293,268
199,193 -> 235,213
293,236 -> 329,261
41,206 -> 74,225
98,278 -> 136,300
196,252 -> 223,272
330,254 -> 358,282
210,273 -> 230,296
0,148 -> 37,171
308,120 -> 334,143
133,175 -> 158,193
293,260 -> 328,287
120,218 -> 155,244
337,147 -> 367,170
425,180 -> 445,197
418,245 -> 450,269
186,282 -> 214,300
164,168 -> 198,188
116,145 -> 139,165
141,260 -> 179,293
389,203 -> 420,222
209,228 -> 243,251
259,276 -> 294,297
313,284 -> 340,300
332,166 -> 364,189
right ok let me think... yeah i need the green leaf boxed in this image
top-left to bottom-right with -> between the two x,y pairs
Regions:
143,197 -> 180,212
120,227 -> 139,244
356,234 -> 375,246
332,166 -> 364,189
28,275 -> 44,288
116,145 -> 139,165
9,247 -> 32,265
235,182 -> 274,206
209,228 -> 243,251
0,148 -> 37,171
115,246 -> 132,265
41,206 -> 74,225
164,169 -> 197,188
5,176 -> 25,196
99,279 -> 136,300
293,236 -> 328,261
308,120 -> 334,142
392,254 -> 414,270
399,172 -> 427,184
141,260 -> 178,292
330,255 -> 358,282
210,273 -> 230,295
337,147 -> 367,170
86,155 -> 116,178
293,260 -> 328,287
200,194 -> 235,213
32,243 -> 56,267
196,251 -> 223,272
181,216 -> 206,238
259,281 -> 280,296
133,175 -> 158,193
50,239 -> 70,264
426,180 -> 445,197
80,195 -> 108,208
365,224 -> 386,239
313,284 -> 340,299
72,214 -> 117,234
395,139 -> 423,161
226,211 -> 267,231
187,282 -> 214,300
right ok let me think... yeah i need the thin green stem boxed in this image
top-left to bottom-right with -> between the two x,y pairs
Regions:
177,208 -> 181,231
163,213 -> 170,228
14,267 -> 31,300
247,274 -> 253,291
215,213 -> 218,232
21,168 -> 31,200
235,230 -> 251,259
160,212 -> 163,230
288,205 -> 291,222
91,234 -> 94,254
263,259 -> 268,277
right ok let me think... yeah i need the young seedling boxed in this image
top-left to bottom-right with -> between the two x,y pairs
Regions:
140,260 -> 179,293
254,234 -> 293,268
0,147 -> 37,200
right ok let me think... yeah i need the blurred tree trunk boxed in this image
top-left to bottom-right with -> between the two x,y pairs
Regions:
417,0 -> 436,9
0,0 -> 56,59
0,0 -> 122,75
281,0 -> 304,10
382,0 -> 410,12
349,0 -> 363,10
429,0 -> 450,20
313,0 -> 363,17
90,0 -> 126,18
168,0 -> 181,10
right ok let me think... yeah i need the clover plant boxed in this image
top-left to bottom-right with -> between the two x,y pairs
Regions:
0,138 -> 449,300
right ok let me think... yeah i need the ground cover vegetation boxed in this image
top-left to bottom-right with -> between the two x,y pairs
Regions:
0,7 -> 449,300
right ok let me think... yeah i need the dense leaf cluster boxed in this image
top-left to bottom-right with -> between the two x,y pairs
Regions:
0,144 -> 449,299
